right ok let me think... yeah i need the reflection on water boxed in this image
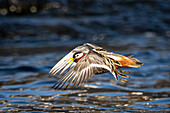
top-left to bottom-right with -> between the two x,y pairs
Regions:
0,0 -> 170,112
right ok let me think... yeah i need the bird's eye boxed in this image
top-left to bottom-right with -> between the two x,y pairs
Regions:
73,52 -> 82,59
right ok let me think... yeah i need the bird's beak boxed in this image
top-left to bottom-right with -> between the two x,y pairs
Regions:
66,57 -> 74,64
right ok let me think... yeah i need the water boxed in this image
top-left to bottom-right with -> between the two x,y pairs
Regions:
0,0 -> 170,112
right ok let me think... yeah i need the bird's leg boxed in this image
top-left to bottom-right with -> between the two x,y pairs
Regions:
115,69 -> 131,79
119,68 -> 130,74
115,70 -> 127,82
119,76 -> 127,82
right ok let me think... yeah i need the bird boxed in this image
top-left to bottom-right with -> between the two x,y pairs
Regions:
49,43 -> 143,90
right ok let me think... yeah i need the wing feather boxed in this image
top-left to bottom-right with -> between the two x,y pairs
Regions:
58,73 -> 74,90
72,73 -> 80,88
50,51 -> 75,75
52,71 -> 73,89
59,62 -> 73,74
64,72 -> 77,89
77,71 -> 83,87
58,71 -> 76,89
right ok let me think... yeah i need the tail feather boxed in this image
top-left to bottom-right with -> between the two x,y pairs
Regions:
130,57 -> 143,67
118,55 -> 143,68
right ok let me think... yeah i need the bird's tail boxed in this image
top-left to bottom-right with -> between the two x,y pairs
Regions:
118,55 -> 143,68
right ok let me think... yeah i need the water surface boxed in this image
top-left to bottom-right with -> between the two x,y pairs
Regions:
0,0 -> 170,112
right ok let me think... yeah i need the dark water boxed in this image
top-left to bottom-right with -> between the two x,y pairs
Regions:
0,0 -> 170,112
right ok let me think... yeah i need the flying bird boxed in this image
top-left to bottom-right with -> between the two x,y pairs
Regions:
49,43 -> 143,89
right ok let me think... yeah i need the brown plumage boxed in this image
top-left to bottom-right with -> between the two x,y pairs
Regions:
49,43 -> 143,89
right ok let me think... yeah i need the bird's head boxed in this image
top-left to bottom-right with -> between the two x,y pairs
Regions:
66,45 -> 89,64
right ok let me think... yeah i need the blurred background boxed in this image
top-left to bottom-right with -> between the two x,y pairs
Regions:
0,0 -> 170,112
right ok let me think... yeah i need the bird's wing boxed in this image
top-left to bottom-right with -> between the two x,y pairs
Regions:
52,51 -> 113,90
49,50 -> 76,75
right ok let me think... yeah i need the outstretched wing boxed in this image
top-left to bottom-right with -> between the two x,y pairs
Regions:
52,51 -> 112,90
49,51 -> 75,75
